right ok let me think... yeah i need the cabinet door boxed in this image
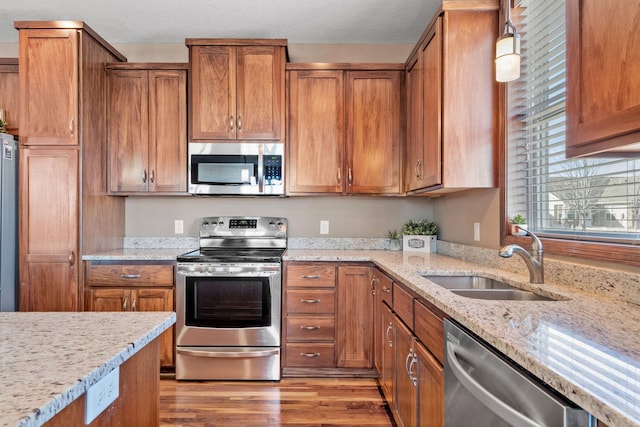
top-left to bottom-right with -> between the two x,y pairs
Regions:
415,341 -> 444,427
287,70 -> 345,193
0,60 -> 19,135
86,288 -> 130,311
346,71 -> 401,194
19,29 -> 78,146
134,288 -> 175,368
421,19 -> 443,188
406,54 -> 424,192
236,46 -> 284,140
394,319 -> 418,427
190,45 -> 236,140
566,0 -> 640,156
148,69 -> 187,192
336,265 -> 374,368
19,147 -> 79,311
107,69 -> 149,192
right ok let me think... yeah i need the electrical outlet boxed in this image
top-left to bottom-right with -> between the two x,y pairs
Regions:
174,219 -> 184,234
473,222 -> 480,241
320,220 -> 329,235
85,367 -> 119,424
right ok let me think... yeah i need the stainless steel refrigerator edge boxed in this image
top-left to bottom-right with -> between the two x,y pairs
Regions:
444,319 -> 590,427
0,133 -> 18,312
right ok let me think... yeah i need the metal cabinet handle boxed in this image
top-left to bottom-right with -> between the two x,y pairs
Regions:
230,115 -> 234,131
301,299 -> 320,304
300,352 -> 321,358
405,349 -> 413,376
409,354 -> 418,386
348,167 -> 353,185
337,167 -> 341,184
131,298 -> 136,312
69,118 -> 74,137
382,287 -> 391,294
415,160 -> 420,178
385,323 -> 393,348
150,169 -> 155,183
120,274 -> 141,279
142,169 -> 147,183
301,275 -> 321,279
371,276 -> 377,295
122,296 -> 129,311
68,251 -> 76,267
237,115 -> 242,131
300,325 -> 321,330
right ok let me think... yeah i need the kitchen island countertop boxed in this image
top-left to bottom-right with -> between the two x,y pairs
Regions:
284,249 -> 640,427
0,311 -> 175,427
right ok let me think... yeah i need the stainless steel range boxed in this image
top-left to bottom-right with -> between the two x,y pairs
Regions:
175,216 -> 287,381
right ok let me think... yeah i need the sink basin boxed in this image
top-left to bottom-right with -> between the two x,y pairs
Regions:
424,275 -> 513,290
450,289 -> 555,301
422,275 -> 558,301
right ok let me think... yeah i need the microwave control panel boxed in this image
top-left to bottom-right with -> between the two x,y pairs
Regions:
264,155 -> 282,181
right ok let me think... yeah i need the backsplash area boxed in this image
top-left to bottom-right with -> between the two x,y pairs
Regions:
124,236 -> 640,305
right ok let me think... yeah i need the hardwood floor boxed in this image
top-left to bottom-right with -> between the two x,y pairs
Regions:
159,377 -> 395,426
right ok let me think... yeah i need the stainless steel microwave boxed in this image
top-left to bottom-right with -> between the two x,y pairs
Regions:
188,143 -> 284,195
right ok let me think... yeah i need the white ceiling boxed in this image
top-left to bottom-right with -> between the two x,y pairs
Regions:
0,0 -> 441,45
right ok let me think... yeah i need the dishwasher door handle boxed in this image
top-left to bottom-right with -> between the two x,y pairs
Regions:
446,340 -> 543,427
177,348 -> 279,359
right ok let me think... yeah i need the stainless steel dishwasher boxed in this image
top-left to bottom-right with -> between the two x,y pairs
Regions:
444,319 -> 590,427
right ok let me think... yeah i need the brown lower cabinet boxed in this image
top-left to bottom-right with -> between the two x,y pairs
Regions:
283,262 -> 375,372
84,261 -> 175,369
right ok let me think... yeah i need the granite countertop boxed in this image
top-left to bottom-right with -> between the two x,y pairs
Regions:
82,248 -> 187,261
284,249 -> 640,427
0,311 -> 176,427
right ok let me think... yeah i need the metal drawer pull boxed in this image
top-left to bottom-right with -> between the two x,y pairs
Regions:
178,348 -> 280,358
301,275 -> 321,279
300,325 -> 321,330
120,274 -> 141,279
122,296 -> 128,312
300,352 -> 321,358
382,287 -> 391,293
301,299 -> 321,304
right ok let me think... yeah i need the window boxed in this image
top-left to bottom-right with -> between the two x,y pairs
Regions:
506,0 -> 640,258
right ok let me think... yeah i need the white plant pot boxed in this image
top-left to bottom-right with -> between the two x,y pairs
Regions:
511,224 -> 528,236
389,239 -> 402,251
402,235 -> 437,253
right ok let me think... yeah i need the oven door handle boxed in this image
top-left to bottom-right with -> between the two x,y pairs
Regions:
177,348 -> 280,359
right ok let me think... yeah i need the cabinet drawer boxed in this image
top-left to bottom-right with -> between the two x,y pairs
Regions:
393,283 -> 414,327
86,264 -> 174,287
286,289 -> 335,314
285,343 -> 335,367
376,270 -> 393,306
286,316 -> 335,341
414,299 -> 445,365
287,264 -> 336,288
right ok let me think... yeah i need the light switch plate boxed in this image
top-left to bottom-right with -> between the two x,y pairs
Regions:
473,222 -> 480,241
320,220 -> 329,235
174,219 -> 184,234
85,367 -> 119,424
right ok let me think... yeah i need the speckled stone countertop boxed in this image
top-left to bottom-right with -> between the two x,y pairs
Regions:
0,311 -> 175,427
284,249 -> 640,427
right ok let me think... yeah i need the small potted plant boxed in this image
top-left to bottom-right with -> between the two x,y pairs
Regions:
387,230 -> 401,251
401,219 -> 438,252
510,214 -> 528,236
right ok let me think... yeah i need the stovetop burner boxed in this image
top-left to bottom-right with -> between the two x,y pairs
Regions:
177,216 -> 288,263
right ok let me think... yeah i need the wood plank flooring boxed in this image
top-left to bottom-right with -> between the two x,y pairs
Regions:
160,377 -> 395,426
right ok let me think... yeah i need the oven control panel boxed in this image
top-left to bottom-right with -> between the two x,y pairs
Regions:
199,216 -> 287,238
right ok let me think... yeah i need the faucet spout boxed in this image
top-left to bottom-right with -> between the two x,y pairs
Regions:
499,228 -> 544,284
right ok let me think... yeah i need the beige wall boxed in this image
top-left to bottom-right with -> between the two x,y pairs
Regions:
126,196 -> 434,237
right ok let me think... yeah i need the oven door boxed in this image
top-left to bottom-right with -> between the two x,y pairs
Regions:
176,262 -> 281,347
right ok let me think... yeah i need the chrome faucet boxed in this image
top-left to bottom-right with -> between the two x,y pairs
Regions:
499,227 -> 544,284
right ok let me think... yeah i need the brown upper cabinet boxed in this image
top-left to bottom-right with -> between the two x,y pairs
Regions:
287,65 -> 403,195
405,4 -> 498,195
0,58 -> 19,135
186,39 -> 287,142
566,0 -> 640,157
106,63 -> 188,194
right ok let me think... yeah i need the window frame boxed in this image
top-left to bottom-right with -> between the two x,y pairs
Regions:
498,2 -> 640,268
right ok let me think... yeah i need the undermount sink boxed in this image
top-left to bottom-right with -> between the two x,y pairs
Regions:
422,275 -> 558,301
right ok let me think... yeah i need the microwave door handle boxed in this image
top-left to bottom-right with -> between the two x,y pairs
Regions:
446,340 -> 542,427
258,144 -> 264,193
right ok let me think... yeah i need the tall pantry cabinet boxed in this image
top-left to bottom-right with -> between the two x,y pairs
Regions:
16,21 -> 126,311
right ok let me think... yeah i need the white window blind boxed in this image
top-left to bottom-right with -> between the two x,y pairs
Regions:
508,0 -> 640,244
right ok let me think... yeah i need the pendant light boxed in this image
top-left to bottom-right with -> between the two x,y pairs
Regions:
495,0 -> 521,82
